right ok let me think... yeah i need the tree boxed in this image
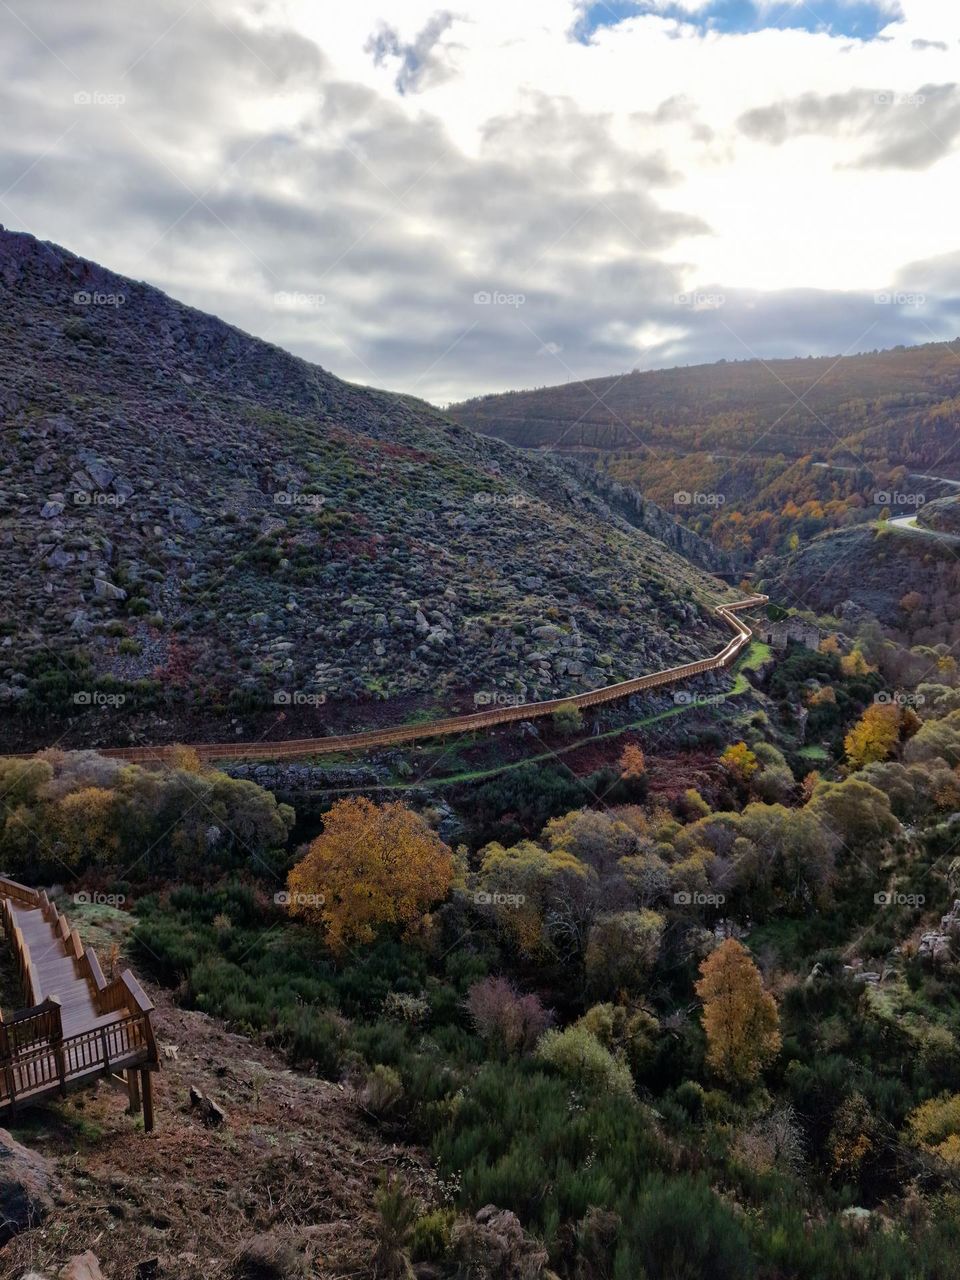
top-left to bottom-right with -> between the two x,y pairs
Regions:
695,938 -> 781,1087
585,910 -> 664,998
721,741 -> 759,782
287,797 -> 453,952
619,743 -> 646,780
844,702 -> 903,768
552,703 -> 584,735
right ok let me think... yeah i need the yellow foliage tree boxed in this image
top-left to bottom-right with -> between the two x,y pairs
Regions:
695,938 -> 781,1087
286,797 -> 453,952
720,741 -> 759,782
844,702 -> 902,769
840,649 -> 875,677
168,744 -> 204,773
54,787 -> 120,866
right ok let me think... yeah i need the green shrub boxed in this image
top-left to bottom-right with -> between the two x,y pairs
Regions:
535,1025 -> 634,1098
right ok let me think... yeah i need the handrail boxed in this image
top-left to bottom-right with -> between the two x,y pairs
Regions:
76,595 -> 769,766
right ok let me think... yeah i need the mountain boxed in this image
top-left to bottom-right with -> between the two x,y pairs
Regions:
0,228 -> 732,750
449,343 -> 960,559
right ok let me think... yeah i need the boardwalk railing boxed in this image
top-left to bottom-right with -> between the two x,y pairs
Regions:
94,595 -> 768,766
0,877 -> 159,1127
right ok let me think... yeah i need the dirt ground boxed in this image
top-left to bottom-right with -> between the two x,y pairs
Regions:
1,989 -> 438,1280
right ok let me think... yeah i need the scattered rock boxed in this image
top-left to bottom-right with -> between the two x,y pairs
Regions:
0,1127 -> 53,1244
59,1254 -> 105,1280
189,1085 -> 226,1127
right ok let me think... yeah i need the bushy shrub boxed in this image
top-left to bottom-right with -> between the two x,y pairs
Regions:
535,1025 -> 633,1098
466,976 -> 552,1055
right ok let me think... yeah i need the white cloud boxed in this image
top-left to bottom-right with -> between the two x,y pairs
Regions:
0,0 -> 958,402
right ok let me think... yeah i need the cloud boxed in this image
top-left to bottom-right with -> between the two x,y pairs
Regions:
738,82 -> 960,168
0,0 -> 958,402
365,11 -> 460,94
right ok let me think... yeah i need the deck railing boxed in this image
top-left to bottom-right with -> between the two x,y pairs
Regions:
89,595 -> 768,765
0,878 -> 158,1119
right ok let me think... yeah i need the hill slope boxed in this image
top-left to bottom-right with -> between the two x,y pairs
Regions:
449,343 -> 960,559
0,228 -> 730,750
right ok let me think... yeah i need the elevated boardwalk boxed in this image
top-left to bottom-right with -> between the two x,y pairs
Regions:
0,878 -> 159,1128
92,596 -> 768,766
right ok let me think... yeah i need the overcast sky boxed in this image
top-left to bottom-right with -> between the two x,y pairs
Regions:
2,0 -> 960,402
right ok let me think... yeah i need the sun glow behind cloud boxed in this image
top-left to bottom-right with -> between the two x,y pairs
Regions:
0,0 -> 958,400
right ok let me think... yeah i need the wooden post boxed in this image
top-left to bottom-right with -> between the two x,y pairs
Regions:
140,1069 -> 154,1133
127,1068 -> 141,1115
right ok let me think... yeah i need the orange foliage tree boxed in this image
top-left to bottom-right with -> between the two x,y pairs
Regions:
287,797 -> 453,952
619,743 -> 646,780
695,938 -> 781,1087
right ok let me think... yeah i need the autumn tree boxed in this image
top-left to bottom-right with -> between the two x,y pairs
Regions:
695,938 -> 781,1087
619,743 -> 646,780
844,702 -> 903,768
721,741 -> 759,782
287,797 -> 453,952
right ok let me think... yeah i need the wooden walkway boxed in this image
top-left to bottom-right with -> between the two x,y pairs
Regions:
89,596 -> 769,766
0,879 -> 159,1128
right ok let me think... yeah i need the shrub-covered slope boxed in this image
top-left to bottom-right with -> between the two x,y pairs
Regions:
0,227 -> 730,749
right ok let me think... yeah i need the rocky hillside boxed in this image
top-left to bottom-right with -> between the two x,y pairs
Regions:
760,519 -> 960,644
0,228 -> 732,751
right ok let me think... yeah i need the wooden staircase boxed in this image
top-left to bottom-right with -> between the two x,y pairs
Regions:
0,878 -> 159,1129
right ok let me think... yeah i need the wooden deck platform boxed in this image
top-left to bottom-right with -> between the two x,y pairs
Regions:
0,878 -> 159,1128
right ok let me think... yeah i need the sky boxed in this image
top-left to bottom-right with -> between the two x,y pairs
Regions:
1,0 -> 959,403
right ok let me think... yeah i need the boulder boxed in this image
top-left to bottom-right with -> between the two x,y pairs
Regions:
0,1127 -> 53,1243
59,1254 -> 105,1280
